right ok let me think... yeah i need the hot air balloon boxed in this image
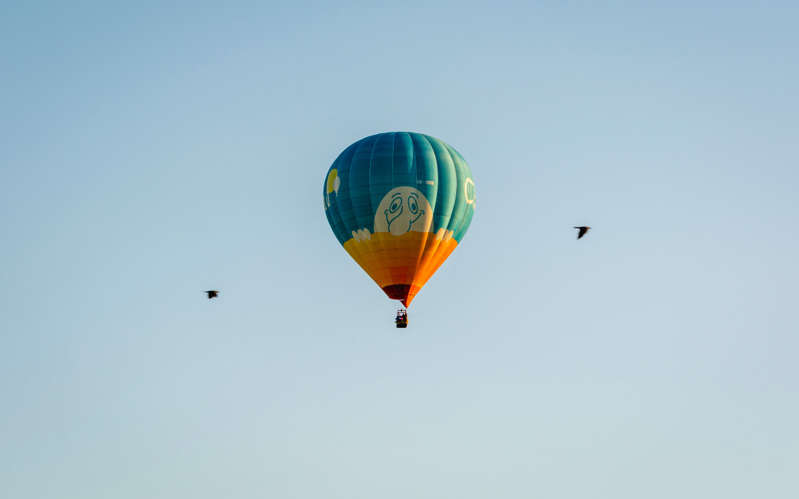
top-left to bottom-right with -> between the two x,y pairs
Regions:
323,132 -> 475,323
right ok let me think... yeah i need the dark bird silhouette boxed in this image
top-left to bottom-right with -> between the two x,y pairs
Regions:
205,290 -> 219,299
574,226 -> 591,240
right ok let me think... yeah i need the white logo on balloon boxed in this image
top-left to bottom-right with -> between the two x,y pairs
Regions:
374,187 -> 433,236
464,178 -> 475,205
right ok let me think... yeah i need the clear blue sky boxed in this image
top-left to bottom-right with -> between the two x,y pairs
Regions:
2,2 -> 797,497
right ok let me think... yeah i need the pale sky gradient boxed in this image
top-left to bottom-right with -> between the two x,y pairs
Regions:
2,2 -> 798,498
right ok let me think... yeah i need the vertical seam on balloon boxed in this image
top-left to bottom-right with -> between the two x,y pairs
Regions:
445,143 -> 466,237
412,134 -> 435,283
407,132 -> 440,306
389,132 -> 407,288
333,149 -> 354,244
356,136 -> 386,287
432,134 -> 456,230
416,135 -> 458,297
411,134 -> 446,300
339,143 -> 361,244
369,133 -> 392,289
337,144 -> 367,280
389,133 -> 411,289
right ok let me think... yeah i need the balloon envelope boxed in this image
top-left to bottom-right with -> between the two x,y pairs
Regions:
323,132 -> 475,306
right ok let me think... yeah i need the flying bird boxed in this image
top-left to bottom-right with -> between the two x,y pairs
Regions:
574,226 -> 591,240
205,290 -> 219,299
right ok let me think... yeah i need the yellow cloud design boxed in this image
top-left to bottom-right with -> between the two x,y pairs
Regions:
326,169 -> 338,194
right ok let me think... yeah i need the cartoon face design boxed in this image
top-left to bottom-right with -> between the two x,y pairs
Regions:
374,186 -> 433,236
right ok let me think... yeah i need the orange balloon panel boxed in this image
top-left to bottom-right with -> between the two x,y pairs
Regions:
342,231 -> 459,307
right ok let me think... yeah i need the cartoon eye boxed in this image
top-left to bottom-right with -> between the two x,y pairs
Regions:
407,195 -> 419,214
389,196 -> 402,213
